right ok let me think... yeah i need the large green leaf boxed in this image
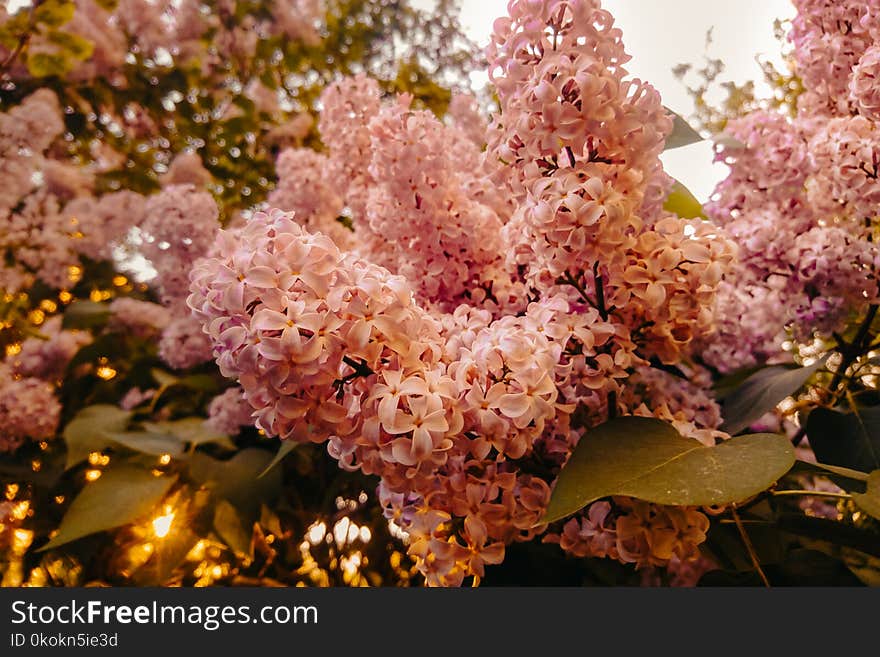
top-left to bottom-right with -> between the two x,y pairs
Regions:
806,406 -> 880,473
61,300 -> 111,330
142,417 -> 232,448
664,107 -> 703,150
63,404 -> 132,469
663,179 -> 705,219
544,417 -> 795,523
853,470 -> 880,521
39,466 -> 176,550
103,431 -> 185,457
720,360 -> 825,435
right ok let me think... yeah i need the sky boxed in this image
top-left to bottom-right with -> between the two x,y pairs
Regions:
451,0 -> 798,201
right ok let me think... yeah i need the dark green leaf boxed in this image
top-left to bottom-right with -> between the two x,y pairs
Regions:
63,404 -> 131,470
177,374 -> 220,392
776,512 -> 880,558
720,360 -> 825,434
62,300 -> 111,330
712,364 -> 765,399
39,466 -> 176,550
214,499 -> 253,557
103,431 -> 185,457
663,179 -> 705,219
259,440 -> 297,478
806,406 -> 880,473
544,417 -> 795,523
188,448 -> 281,521
664,108 -> 703,150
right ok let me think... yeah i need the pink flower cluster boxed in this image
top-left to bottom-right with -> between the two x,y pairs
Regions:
548,498 -> 710,570
140,184 -> 219,310
790,0 -> 880,117
205,387 -> 255,435
0,90 -> 70,292
268,148 -> 351,249
703,0 -> 880,372
0,364 -> 61,453
190,0 -> 739,586
10,317 -> 92,383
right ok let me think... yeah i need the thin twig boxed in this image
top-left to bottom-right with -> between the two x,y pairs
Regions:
731,504 -> 770,588
829,304 -> 879,399
771,490 -> 852,501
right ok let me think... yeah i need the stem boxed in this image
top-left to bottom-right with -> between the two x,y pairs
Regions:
593,262 -> 608,321
0,1 -> 41,75
0,33 -> 30,73
559,271 -> 601,313
771,490 -> 851,501
731,504 -> 770,588
607,390 -> 617,420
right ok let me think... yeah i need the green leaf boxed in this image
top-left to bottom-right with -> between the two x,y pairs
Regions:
806,406 -> 880,473
177,374 -> 220,392
853,470 -> 880,521
258,440 -> 297,478
543,417 -> 795,524
33,0 -> 75,28
103,431 -> 185,457
46,30 -> 94,60
62,300 -> 111,330
143,417 -> 233,448
150,368 -> 179,388
720,360 -> 825,435
664,108 -> 703,150
714,133 -> 746,151
663,179 -> 705,219
39,466 -> 176,550
789,459 -> 869,492
63,404 -> 132,470
188,448 -> 282,521
712,364 -> 765,399
213,499 -> 253,557
27,51 -> 71,78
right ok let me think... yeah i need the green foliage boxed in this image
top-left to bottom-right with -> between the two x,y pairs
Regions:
664,107 -> 703,150
32,0 -> 75,29
259,440 -> 298,479
853,471 -> 880,521
62,405 -> 132,470
663,179 -> 705,219
61,300 -> 111,330
40,465 -> 177,550
719,360 -> 826,435
544,416 -> 795,523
